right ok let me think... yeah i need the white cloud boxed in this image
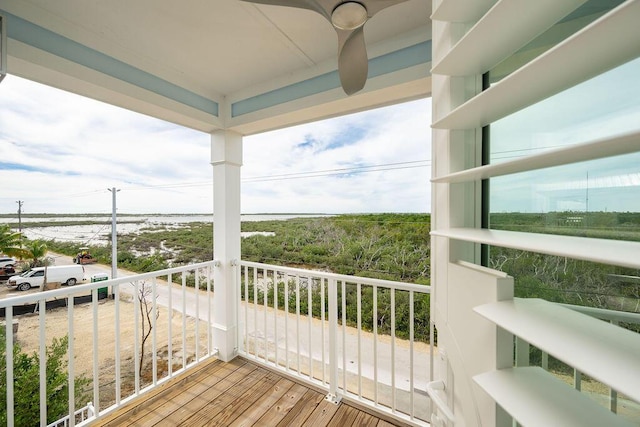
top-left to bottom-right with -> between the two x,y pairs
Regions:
242,99 -> 432,213
0,75 -> 431,214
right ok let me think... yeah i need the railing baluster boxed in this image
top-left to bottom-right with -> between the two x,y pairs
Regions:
207,267 -> 212,357
308,276 -> 313,381
263,268 -> 268,362
40,298 -> 47,426
252,266 -> 258,360
68,299 -> 75,427
321,278 -> 326,385
181,272 -> 187,369
327,278 -> 339,402
357,282 -> 362,398
194,272 -> 199,363
610,319 -> 619,413
285,273 -> 289,371
391,288 -> 396,412
610,389 -> 618,413
91,288 -> 100,416
6,307 -> 14,425
373,284 -> 378,405
167,273 -> 173,378
152,277 -> 158,385
114,283 -> 121,405
134,280 -> 140,394
244,265 -> 249,358
273,269 -> 278,367
296,275 -> 301,374
409,291 -> 415,420
341,280 -> 346,394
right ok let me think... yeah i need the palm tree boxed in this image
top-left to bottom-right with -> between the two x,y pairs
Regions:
26,240 -> 49,268
0,224 -> 29,259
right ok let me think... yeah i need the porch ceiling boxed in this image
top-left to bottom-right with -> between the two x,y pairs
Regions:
0,0 -> 432,134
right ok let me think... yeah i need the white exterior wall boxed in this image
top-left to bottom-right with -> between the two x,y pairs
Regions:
430,13 -> 512,427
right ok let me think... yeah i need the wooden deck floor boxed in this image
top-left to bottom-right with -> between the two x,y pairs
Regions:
95,357 -> 406,427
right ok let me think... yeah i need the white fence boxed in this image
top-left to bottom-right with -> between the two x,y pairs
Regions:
238,261 -> 433,425
1,261 -> 217,427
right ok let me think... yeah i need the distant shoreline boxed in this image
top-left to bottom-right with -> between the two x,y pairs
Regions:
0,212 -> 332,218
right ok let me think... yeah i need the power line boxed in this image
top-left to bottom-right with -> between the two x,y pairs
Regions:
242,160 -> 431,182
118,159 -> 432,189
2,159 -> 433,207
243,160 -> 430,182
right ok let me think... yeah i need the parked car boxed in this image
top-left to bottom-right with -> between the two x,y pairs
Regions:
0,266 -> 16,280
0,256 -> 16,268
7,265 -> 85,291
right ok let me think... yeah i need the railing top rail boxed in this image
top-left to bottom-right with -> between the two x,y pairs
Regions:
239,260 -> 431,294
561,303 -> 640,325
0,260 -> 218,308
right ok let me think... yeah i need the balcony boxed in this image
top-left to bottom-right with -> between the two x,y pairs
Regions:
2,260 -> 638,426
0,261 -> 433,426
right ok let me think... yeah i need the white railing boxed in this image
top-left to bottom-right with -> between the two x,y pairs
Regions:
5,258 -> 637,426
238,261 -> 433,426
47,402 -> 94,427
1,261 -> 217,427
515,303 -> 640,416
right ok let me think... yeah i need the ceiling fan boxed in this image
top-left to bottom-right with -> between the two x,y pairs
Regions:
242,0 -> 407,95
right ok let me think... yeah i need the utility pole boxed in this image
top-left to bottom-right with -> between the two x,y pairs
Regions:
585,171 -> 589,228
108,188 -> 120,280
16,200 -> 23,233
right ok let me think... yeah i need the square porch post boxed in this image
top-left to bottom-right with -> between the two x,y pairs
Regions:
211,130 -> 242,362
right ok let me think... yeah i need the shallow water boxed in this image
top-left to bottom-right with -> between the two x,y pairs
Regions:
14,214 -> 326,245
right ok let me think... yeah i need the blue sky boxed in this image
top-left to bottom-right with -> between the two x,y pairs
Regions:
490,57 -> 640,214
0,75 -> 432,215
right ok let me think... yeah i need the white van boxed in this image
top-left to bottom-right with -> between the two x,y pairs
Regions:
7,265 -> 85,291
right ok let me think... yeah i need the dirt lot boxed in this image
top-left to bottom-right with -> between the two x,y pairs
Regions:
12,293 -> 208,410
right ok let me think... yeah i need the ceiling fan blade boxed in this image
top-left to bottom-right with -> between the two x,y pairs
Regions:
241,0 -> 328,17
337,26 -> 368,95
242,0 -> 408,96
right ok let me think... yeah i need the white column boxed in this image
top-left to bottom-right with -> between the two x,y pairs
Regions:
211,130 -> 242,362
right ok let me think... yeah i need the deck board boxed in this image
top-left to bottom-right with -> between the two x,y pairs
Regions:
228,378 -> 297,426
327,404 -> 360,426
301,399 -> 341,426
253,383 -> 309,425
204,373 -> 283,427
378,420 -> 401,427
101,358 -> 245,426
156,364 -> 264,426
354,411 -> 382,427
276,389 -> 325,426
94,357 -> 410,427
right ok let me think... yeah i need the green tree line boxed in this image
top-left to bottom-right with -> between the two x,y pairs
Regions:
45,214 -> 431,285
